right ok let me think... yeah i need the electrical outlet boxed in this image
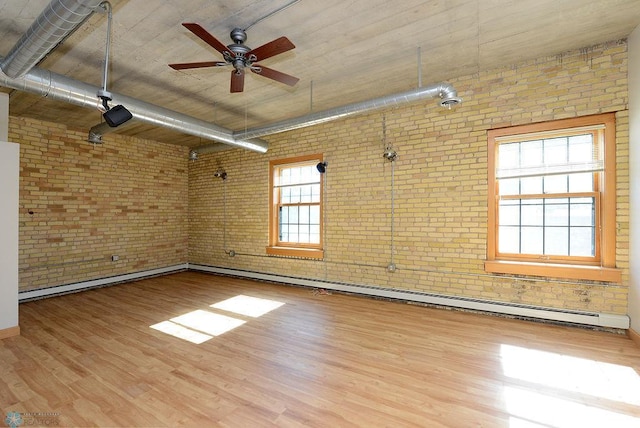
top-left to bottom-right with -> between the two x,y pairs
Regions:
111,255 -> 119,262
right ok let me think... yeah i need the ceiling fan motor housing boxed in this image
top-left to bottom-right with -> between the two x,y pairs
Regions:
230,28 -> 247,44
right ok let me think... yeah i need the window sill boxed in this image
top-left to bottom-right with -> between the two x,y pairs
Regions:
266,246 -> 324,259
484,260 -> 622,283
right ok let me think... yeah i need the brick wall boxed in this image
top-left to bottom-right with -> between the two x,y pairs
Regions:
189,40 -> 630,315
12,117 -> 189,291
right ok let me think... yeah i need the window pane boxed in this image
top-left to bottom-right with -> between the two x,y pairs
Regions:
311,183 -> 321,203
280,206 -> 289,223
279,168 -> 291,186
281,187 -> 291,204
499,178 -> 520,196
310,205 -> 320,224
544,137 -> 568,165
545,227 -> 568,256
288,224 -> 299,242
521,140 -> 543,168
521,176 -> 542,194
280,224 -> 288,241
299,224 -> 310,243
544,174 -> 568,194
300,185 -> 312,203
521,202 -> 543,226
289,206 -> 299,223
570,227 -> 594,256
499,226 -> 520,253
568,134 -> 594,163
570,198 -> 595,226
299,205 -> 309,223
300,165 -> 314,183
568,172 -> 594,192
521,226 -> 543,254
499,203 -> 520,226
499,143 -> 520,169
545,200 -> 569,226
290,167 -> 301,185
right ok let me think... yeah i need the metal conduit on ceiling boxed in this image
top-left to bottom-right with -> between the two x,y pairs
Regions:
0,62 -> 269,152
0,0 -> 104,79
191,83 -> 462,155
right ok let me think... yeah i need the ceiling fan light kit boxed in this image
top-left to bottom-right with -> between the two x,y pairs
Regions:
169,23 -> 299,93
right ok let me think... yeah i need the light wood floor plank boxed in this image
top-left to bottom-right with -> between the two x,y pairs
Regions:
1,271 -> 640,427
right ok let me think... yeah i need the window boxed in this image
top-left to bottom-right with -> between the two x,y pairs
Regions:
267,154 -> 324,259
485,114 -> 620,282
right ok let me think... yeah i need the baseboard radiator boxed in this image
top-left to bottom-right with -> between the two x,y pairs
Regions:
189,264 -> 630,330
18,264 -> 189,302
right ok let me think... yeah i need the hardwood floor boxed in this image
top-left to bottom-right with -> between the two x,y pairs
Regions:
2,271 -> 640,427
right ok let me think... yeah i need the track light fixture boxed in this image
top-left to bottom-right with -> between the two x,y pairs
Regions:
96,2 -> 132,128
100,95 -> 132,127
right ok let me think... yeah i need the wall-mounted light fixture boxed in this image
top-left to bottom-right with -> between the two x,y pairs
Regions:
214,168 -> 227,180
316,161 -> 327,174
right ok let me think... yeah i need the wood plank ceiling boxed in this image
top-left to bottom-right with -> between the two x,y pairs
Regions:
1,0 -> 639,147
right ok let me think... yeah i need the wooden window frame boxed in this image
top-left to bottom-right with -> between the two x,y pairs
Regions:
485,114 -> 621,282
266,154 -> 324,259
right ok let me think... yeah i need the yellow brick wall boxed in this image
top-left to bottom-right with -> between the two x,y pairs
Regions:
189,40 -> 630,315
11,116 -> 189,291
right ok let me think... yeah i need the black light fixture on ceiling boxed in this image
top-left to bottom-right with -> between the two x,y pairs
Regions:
96,1 -> 132,128
316,161 -> 327,174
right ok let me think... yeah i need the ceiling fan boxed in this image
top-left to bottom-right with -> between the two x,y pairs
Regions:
169,23 -> 299,93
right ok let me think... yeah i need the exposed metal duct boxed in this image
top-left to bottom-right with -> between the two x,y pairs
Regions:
87,121 -> 111,144
229,82 -> 462,142
0,58 -> 268,152
0,0 -> 104,79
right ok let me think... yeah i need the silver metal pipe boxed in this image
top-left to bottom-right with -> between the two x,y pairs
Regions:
231,82 -> 462,142
99,1 -> 112,93
0,57 -> 268,152
0,0 -> 104,78
87,121 -> 112,144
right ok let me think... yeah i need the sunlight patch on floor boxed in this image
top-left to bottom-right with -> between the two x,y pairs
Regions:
501,344 -> 640,406
150,295 -> 285,344
171,309 -> 246,336
150,320 -> 213,344
211,294 -> 285,318
501,344 -> 640,427
504,386 -> 640,428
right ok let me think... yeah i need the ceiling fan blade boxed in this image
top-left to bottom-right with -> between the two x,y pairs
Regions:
169,61 -> 226,70
247,36 -> 295,61
230,70 -> 245,93
182,23 -> 235,58
251,65 -> 299,87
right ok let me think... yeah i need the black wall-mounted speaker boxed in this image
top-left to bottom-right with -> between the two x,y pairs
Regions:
103,104 -> 133,127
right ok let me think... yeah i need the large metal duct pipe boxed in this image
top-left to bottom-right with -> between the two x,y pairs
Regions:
0,58 -> 268,152
0,0 -> 104,79
231,82 -> 461,142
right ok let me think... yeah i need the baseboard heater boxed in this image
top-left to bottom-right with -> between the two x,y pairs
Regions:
189,264 -> 630,330
18,264 -> 189,302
